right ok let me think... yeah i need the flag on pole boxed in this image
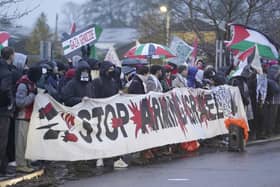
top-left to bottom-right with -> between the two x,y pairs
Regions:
250,45 -> 263,74
0,32 -> 10,50
226,24 -> 279,59
69,22 -> 76,35
191,37 -> 199,64
104,46 -> 121,67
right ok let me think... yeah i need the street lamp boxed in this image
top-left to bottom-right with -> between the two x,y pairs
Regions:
160,5 -> 171,46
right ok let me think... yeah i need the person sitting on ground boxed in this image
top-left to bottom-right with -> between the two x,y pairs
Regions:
15,65 -> 42,173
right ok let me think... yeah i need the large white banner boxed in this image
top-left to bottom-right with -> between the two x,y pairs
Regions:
26,86 -> 247,161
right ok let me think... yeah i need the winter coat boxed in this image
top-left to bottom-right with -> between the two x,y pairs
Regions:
268,64 -> 280,82
161,79 -> 172,92
266,78 -> 280,102
15,75 -> 37,120
92,61 -> 119,98
172,74 -> 187,88
187,66 -> 198,88
146,74 -> 163,93
58,69 -> 75,97
0,59 -> 14,116
62,61 -> 95,106
128,74 -> 146,94
230,76 -> 250,106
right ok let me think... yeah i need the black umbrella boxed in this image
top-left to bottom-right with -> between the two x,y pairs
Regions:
122,66 -> 136,75
122,58 -> 148,66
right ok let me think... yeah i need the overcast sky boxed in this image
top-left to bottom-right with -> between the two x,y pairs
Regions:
16,0 -> 87,29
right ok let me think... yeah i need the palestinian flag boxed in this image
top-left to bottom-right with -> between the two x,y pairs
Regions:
69,22 -> 76,35
226,24 -> 279,60
0,32 -> 10,50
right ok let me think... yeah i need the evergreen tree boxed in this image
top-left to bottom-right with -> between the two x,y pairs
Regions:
25,12 -> 53,55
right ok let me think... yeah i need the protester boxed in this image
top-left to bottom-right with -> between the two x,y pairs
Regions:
62,60 -> 95,107
0,47 -> 15,177
229,65 -> 254,138
93,61 -> 119,98
92,61 -> 127,168
15,65 -> 42,173
127,65 -> 149,94
172,65 -> 188,88
161,64 -> 173,92
146,65 -> 163,93
6,52 -> 28,167
72,55 -> 82,69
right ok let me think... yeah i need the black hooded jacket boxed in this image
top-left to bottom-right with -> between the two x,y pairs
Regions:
62,60 -> 95,106
0,59 -> 14,116
92,61 -> 119,98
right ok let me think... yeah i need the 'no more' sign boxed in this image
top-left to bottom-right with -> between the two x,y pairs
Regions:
62,25 -> 102,55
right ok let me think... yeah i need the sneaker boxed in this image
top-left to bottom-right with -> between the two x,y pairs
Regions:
16,166 -> 35,173
113,158 -> 128,168
96,159 -> 104,167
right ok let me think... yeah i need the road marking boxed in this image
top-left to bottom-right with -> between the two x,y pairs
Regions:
168,178 -> 190,181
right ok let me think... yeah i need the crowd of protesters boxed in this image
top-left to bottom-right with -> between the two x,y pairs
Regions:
1,45 -> 280,177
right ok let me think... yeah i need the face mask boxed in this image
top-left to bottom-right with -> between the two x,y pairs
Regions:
80,71 -> 89,82
108,70 -> 115,77
42,68 -> 47,74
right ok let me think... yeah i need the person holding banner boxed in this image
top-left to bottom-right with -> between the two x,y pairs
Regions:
92,61 -> 128,168
93,61 -> 119,98
15,65 -> 42,173
62,60 -> 95,107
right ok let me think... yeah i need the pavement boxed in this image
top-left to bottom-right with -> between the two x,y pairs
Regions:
62,139 -> 280,187
3,135 -> 280,187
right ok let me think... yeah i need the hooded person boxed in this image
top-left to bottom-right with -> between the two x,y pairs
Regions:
128,65 -> 149,94
72,55 -> 82,69
62,60 -> 95,107
92,61 -> 119,98
15,65 -> 42,173
92,61 -> 127,168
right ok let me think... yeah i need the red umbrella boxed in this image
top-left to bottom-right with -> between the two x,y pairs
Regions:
124,43 -> 176,60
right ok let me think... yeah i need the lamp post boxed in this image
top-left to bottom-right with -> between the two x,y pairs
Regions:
160,5 -> 170,46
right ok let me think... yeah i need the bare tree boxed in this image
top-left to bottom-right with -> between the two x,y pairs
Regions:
0,0 -> 39,23
60,2 -> 83,33
173,0 -> 272,41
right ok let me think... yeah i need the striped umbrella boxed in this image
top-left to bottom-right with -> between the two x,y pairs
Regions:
124,43 -> 176,60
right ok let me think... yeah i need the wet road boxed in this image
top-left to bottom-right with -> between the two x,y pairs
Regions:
62,141 -> 280,187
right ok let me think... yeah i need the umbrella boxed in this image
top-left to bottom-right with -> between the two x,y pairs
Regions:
122,58 -> 148,66
121,66 -> 136,75
124,43 -> 176,64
